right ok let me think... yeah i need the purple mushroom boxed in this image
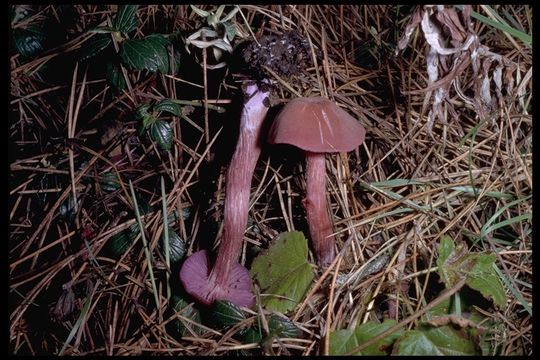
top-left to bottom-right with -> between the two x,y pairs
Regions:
267,97 -> 366,266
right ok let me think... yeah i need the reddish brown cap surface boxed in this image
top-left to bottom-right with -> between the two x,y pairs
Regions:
268,97 -> 366,153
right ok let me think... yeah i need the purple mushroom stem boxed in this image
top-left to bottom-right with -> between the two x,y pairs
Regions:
179,82 -> 269,308
304,151 -> 335,266
210,83 -> 269,285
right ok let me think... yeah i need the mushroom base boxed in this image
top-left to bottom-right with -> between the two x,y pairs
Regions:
179,250 -> 254,308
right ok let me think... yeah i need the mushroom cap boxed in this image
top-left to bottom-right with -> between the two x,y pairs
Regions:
267,97 -> 366,153
179,250 -> 254,308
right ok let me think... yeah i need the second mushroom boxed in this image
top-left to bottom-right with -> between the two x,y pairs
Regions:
267,97 -> 366,266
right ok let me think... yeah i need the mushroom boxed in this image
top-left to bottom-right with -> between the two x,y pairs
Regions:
180,83 -> 269,308
180,31 -> 314,308
267,97 -> 366,266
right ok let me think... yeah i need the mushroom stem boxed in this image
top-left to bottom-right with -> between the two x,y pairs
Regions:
304,151 -> 335,266
209,83 -> 269,286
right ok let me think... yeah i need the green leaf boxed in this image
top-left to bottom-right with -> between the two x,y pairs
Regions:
251,231 -> 314,313
12,26 -> 46,58
169,295 -> 203,336
242,313 -> 300,346
58,195 -> 76,221
79,35 -> 112,61
329,319 -> 402,355
99,171 -> 120,192
150,120 -> 173,150
105,62 -> 126,92
134,103 -> 152,120
436,236 -> 506,307
267,314 -> 300,338
154,99 -> 182,117
393,323 -> 480,355
160,229 -> 185,263
465,255 -> 506,307
243,327 -> 263,344
135,104 -> 154,135
212,300 -> 246,327
109,223 -> 138,257
112,5 -> 139,34
120,34 -> 170,73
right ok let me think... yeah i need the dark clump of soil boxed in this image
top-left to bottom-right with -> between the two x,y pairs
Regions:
242,30 -> 316,80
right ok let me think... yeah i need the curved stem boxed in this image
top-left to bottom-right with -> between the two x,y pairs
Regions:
304,151 -> 335,266
210,83 -> 269,285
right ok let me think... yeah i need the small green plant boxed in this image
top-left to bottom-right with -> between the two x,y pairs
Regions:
79,5 -> 176,91
328,235 -> 507,355
134,99 -> 183,151
251,231 -> 315,313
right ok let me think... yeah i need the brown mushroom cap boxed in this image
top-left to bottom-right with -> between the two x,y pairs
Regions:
267,97 -> 366,152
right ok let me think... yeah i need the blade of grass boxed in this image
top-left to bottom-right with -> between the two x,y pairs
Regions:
468,7 -> 531,47
449,186 -> 513,200
160,176 -> 171,301
494,264 -> 531,316
129,180 -> 161,318
369,179 -> 424,188
483,213 -> 531,236
58,282 -> 97,355
362,181 -> 442,216
480,195 -> 531,238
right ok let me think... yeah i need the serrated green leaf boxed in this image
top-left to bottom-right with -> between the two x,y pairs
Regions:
150,120 -> 173,150
393,323 -> 480,355
12,26 -> 46,58
154,99 -> 182,117
436,236 -> 506,308
120,34 -> 170,73
212,300 -> 246,327
436,236 -> 467,286
100,171 -> 120,192
134,103 -> 152,120
330,319 -> 402,355
243,327 -> 263,344
112,5 -> 138,34
437,235 -> 454,266
169,295 -> 203,336
109,223 -> 138,257
88,26 -> 118,34
465,255 -> 506,307
267,314 -> 300,338
79,35 -> 112,61
105,62 -> 126,92
160,229 -> 185,263
251,231 -> 314,313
